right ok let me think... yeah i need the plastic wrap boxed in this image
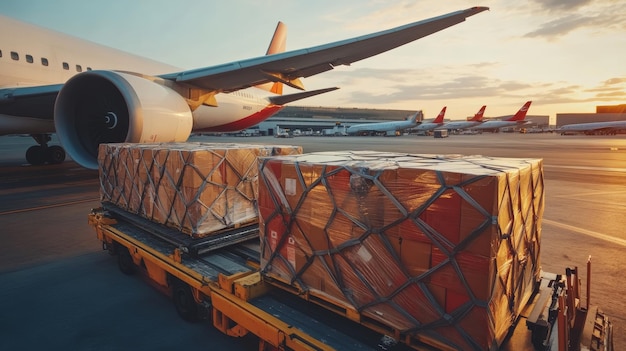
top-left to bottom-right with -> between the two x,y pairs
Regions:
258,151 -> 544,350
99,142 -> 302,237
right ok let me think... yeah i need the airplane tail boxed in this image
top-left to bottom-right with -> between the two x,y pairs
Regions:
408,111 -> 421,123
507,101 -> 532,121
255,22 -> 290,95
471,105 -> 486,121
433,107 -> 447,123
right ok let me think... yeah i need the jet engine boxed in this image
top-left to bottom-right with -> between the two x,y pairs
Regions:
54,70 -> 193,170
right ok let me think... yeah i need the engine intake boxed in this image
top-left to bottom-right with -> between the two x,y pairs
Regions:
54,70 -> 193,169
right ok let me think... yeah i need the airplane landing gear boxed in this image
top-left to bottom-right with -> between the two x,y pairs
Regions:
26,134 -> 66,165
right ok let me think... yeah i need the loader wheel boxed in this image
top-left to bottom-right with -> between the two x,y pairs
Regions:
173,282 -> 199,323
117,246 -> 135,275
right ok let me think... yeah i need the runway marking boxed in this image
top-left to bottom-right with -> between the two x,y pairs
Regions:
0,198 -> 98,216
543,219 -> 626,247
544,164 -> 626,173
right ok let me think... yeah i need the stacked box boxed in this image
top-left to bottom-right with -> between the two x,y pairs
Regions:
99,142 -> 302,237
258,151 -> 544,351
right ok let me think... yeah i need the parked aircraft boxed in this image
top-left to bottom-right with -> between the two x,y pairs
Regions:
437,105 -> 485,130
413,107 -> 447,132
557,120 -> 626,135
470,101 -> 532,132
346,111 -> 422,136
0,7 -> 488,169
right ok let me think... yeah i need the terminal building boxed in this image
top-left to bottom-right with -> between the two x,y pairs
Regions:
253,106 -> 418,136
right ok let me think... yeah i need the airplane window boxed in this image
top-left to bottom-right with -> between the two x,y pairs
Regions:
0,50 -> 3,58
41,58 -> 49,66
11,51 -> 19,60
26,55 -> 34,63
76,64 -> 82,72
62,62 -> 69,70
86,67 -> 92,71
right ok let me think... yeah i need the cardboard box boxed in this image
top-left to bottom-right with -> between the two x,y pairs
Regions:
99,142 -> 301,237
258,151 -> 544,350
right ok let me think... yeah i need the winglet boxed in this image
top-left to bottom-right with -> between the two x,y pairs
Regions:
471,105 -> 486,121
507,101 -> 532,121
433,107 -> 447,123
256,21 -> 289,94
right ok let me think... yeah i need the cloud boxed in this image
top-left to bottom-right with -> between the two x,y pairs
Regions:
529,0 -> 593,12
585,77 -> 626,99
524,15 -> 598,39
332,66 -> 626,108
602,77 -> 626,86
523,1 -> 626,39
334,69 -> 535,105
595,91 -> 626,99
534,78 -> 626,104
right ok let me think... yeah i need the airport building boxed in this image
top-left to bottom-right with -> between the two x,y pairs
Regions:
522,115 -> 550,128
245,106 -> 418,136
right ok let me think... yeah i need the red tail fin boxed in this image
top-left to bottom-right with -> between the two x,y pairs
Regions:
433,107 -> 446,123
471,105 -> 486,121
256,22 -> 289,95
507,101 -> 532,121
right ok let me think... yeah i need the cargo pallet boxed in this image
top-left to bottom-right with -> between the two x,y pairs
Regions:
88,207 -> 613,351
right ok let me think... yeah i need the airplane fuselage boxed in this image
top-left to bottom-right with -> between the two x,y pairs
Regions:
347,120 -> 417,135
558,120 -> 626,133
438,120 -> 482,130
415,122 -> 444,131
0,14 -> 277,136
471,120 -> 528,131
346,112 -> 419,135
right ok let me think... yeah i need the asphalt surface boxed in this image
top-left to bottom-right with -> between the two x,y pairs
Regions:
0,133 -> 624,350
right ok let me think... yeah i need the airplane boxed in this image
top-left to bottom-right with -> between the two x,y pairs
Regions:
345,111 -> 422,136
413,106 -> 447,132
436,105 -> 485,131
469,101 -> 532,132
557,120 -> 626,135
0,7 -> 488,169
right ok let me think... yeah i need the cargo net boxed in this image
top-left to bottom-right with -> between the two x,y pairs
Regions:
99,142 -> 301,237
258,152 -> 544,351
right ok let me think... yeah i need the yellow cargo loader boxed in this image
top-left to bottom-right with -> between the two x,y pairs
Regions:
88,204 -> 613,351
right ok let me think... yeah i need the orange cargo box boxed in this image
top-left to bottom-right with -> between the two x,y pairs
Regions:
99,142 -> 301,237
258,151 -> 544,351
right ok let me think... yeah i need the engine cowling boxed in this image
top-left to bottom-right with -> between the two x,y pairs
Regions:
54,70 -> 193,170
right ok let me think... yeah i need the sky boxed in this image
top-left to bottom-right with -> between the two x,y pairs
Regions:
1,0 -> 625,123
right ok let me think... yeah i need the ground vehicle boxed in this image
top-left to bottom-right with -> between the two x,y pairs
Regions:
88,202 -> 613,351
433,130 -> 448,138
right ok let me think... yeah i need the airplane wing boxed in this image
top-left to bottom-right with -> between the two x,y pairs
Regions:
0,84 -> 63,120
2,7 -> 487,114
161,7 -> 488,93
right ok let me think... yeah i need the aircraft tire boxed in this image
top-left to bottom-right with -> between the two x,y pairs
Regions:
117,246 -> 135,275
172,281 -> 199,323
47,145 -> 66,164
26,146 -> 46,165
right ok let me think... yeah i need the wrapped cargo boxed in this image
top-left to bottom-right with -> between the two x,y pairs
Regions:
99,142 -> 302,237
258,151 -> 544,351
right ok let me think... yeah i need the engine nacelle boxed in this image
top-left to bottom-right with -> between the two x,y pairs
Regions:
54,70 -> 193,170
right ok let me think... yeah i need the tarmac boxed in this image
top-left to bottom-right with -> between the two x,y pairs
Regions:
0,132 -> 624,350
